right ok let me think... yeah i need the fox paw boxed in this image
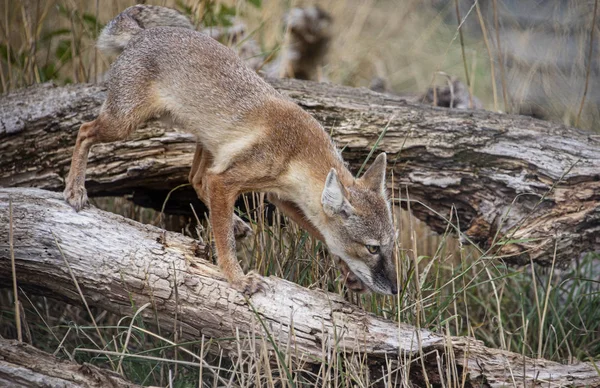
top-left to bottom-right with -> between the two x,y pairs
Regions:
232,271 -> 265,296
64,185 -> 88,212
344,273 -> 370,294
233,216 -> 253,241
336,258 -> 370,294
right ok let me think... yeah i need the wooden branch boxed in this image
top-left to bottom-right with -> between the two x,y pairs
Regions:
0,339 -> 140,387
0,187 -> 599,387
0,81 -> 599,267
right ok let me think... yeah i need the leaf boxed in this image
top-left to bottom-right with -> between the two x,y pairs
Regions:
248,0 -> 262,8
217,4 -> 236,27
55,40 -> 72,63
56,3 -> 69,17
82,13 -> 104,37
175,0 -> 193,17
82,13 -> 99,26
38,63 -> 57,82
0,44 -> 8,63
41,28 -> 72,43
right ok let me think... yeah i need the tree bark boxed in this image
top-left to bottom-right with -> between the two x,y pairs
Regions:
1,187 -> 599,387
0,339 -> 140,388
0,81 -> 598,267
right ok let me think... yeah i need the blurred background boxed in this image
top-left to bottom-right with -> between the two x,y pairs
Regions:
2,0 -> 600,130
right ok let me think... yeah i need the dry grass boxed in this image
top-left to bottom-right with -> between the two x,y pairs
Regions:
1,1 -> 600,386
2,184 -> 599,386
2,200 -> 598,386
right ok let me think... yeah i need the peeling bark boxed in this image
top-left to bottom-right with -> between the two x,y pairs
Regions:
0,339 -> 140,387
0,81 -> 598,267
0,188 -> 599,387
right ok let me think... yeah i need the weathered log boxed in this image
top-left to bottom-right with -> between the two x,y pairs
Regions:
0,81 -> 599,267
0,339 -> 140,387
1,187 -> 599,387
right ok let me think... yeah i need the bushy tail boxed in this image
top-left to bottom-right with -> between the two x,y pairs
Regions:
97,5 -> 193,57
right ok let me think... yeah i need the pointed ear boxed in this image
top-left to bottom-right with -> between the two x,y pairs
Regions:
360,152 -> 387,192
321,169 -> 346,217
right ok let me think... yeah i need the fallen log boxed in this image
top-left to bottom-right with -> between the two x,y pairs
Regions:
0,81 -> 599,266
0,187 -> 599,387
0,339 -> 140,387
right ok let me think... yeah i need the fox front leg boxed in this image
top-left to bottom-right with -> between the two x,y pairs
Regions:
206,173 -> 264,295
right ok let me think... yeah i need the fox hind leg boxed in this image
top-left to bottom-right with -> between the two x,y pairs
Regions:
189,144 -> 253,241
64,113 -> 137,211
64,86 -> 160,211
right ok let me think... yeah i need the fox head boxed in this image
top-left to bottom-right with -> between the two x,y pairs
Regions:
321,153 -> 398,295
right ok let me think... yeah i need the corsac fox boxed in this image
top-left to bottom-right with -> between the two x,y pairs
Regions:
64,5 -> 398,296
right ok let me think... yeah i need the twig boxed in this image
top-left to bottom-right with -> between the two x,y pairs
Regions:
172,261 -> 179,379
9,199 -> 22,342
159,183 -> 191,229
3,1 -> 12,91
75,348 -> 221,367
198,334 -> 205,387
116,302 -> 151,375
575,0 -> 599,127
94,0 -> 99,84
492,0 -> 509,112
454,0 -> 472,108
538,239 -> 558,359
357,114 -> 395,176
422,0 -> 477,106
475,0 -> 498,112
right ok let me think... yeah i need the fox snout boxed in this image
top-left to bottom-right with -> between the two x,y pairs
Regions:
368,251 -> 398,295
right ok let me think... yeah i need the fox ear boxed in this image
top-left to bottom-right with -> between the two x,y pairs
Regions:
360,152 -> 387,192
322,169 -> 347,217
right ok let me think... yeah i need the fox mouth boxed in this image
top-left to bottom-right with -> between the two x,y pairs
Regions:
369,279 -> 397,295
342,259 -> 396,295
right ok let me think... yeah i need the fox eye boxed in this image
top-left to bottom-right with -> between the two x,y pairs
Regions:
366,245 -> 380,254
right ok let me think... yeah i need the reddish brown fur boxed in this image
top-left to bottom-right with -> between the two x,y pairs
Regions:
64,6 -> 398,296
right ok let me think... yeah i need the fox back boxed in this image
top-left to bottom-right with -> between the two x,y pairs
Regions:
107,29 -> 273,139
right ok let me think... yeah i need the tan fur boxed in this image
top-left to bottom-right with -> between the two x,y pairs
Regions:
64,6 -> 398,296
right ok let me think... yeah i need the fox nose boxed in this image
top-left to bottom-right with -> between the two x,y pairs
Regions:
391,284 -> 398,295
